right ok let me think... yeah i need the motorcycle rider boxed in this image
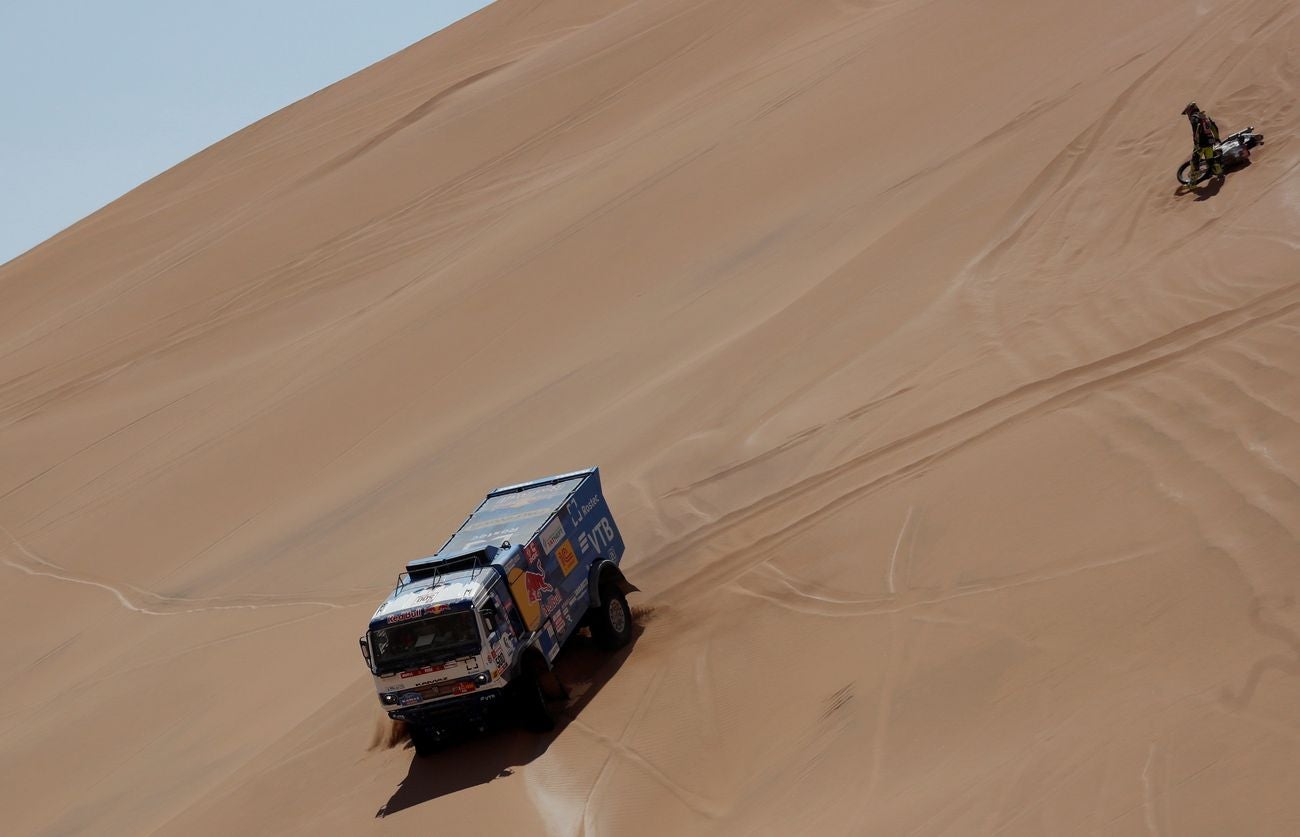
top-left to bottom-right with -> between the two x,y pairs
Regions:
1183,102 -> 1222,177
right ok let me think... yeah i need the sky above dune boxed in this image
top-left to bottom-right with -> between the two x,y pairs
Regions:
0,0 -> 490,266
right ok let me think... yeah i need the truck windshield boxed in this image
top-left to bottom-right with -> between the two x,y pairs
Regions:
369,610 -> 480,673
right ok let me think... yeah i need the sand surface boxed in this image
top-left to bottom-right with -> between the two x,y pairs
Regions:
3,0 -> 1299,834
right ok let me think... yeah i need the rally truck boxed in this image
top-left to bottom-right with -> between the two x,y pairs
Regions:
359,468 -> 636,754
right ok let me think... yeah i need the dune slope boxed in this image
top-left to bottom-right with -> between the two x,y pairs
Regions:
2,0 -> 1299,834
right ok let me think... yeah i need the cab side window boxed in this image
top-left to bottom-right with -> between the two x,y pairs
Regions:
480,602 -> 500,636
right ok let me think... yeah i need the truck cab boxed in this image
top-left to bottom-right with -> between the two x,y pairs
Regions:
360,546 -> 525,728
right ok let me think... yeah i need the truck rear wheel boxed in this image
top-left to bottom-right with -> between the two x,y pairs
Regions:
590,587 -> 632,650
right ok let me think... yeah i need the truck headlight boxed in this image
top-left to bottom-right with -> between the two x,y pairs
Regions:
474,672 -> 490,686
380,693 -> 398,705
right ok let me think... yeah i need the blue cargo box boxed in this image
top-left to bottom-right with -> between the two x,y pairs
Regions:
406,467 -> 626,655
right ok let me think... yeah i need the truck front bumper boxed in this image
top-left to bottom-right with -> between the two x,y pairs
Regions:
387,687 -> 508,729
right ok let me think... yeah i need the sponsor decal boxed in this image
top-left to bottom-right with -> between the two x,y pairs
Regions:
401,663 -> 449,679
386,604 -> 448,625
524,541 -> 541,562
432,680 -> 476,698
411,679 -> 478,701
555,539 -> 579,576
523,547 -> 554,604
460,507 -> 544,533
578,517 -> 617,555
464,526 -> 520,547
525,569 -> 553,604
485,481 -> 570,511
507,570 -> 543,632
567,582 -> 590,611
483,491 -> 537,511
399,692 -> 421,706
397,669 -> 456,689
539,516 -> 566,554
573,494 -> 601,525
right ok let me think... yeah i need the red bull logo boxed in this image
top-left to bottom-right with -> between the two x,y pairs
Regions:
508,543 -> 550,631
523,554 -> 554,603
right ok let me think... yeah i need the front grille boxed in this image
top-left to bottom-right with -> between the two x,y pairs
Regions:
391,688 -> 505,725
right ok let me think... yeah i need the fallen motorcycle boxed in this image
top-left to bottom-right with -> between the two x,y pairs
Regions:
1177,127 -> 1264,186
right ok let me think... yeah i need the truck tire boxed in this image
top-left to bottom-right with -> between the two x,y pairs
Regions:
515,668 -> 556,732
590,586 -> 632,650
409,724 -> 441,757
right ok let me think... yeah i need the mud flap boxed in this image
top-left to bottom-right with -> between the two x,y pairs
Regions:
589,561 -> 638,606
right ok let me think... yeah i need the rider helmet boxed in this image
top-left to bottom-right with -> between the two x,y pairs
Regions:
1182,102 -> 1199,116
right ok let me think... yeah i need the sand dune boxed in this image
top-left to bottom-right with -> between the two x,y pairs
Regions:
3,0 -> 1299,834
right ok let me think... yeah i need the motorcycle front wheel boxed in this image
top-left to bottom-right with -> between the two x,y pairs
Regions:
1177,159 -> 1205,186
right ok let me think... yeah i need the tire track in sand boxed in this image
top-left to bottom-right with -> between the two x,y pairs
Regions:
0,524 -> 376,616
648,280 -> 1300,601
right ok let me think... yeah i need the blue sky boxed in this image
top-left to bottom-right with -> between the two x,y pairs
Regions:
0,1 -> 492,266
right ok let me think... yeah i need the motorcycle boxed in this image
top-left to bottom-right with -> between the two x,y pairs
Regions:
1177,126 -> 1264,186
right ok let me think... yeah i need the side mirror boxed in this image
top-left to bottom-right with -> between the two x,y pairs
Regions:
359,637 -> 372,670
481,608 -> 498,634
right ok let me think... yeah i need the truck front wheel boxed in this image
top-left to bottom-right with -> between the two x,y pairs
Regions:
408,724 -> 441,757
514,668 -> 556,733
590,587 -> 632,650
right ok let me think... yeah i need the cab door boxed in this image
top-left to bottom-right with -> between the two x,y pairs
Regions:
481,581 -> 520,677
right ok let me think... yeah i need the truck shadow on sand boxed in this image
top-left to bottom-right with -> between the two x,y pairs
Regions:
376,622 -> 646,817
